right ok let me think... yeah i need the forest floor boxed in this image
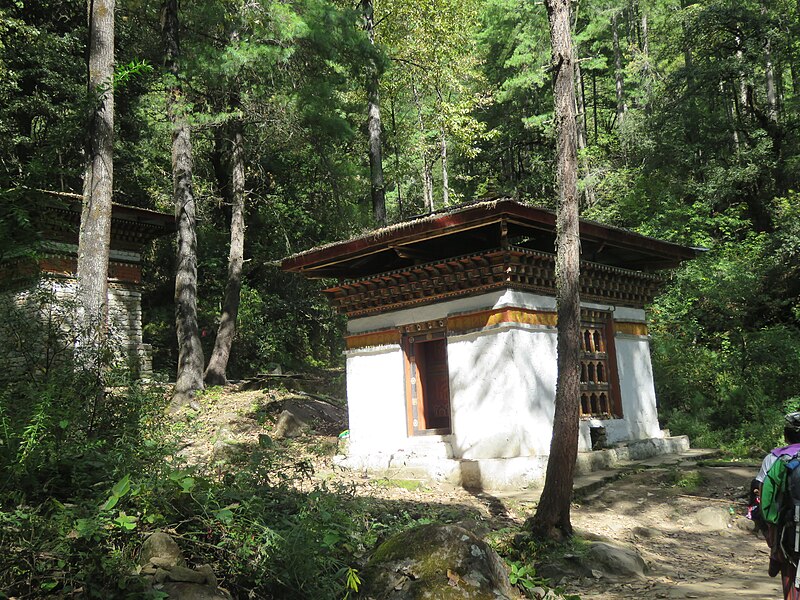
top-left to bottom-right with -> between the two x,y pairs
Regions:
176,379 -> 781,600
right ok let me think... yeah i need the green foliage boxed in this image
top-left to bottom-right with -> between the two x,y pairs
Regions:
507,560 -> 545,593
342,566 -> 360,599
0,356 -> 173,597
494,530 -> 583,599
0,355 -> 480,599
669,469 -> 703,491
651,222 -> 800,454
0,1 -> 86,192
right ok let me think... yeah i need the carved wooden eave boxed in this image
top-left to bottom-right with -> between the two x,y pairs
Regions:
0,193 -> 175,287
38,201 -> 176,252
324,247 -> 662,317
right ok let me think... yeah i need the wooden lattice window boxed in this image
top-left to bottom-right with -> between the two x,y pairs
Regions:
579,311 -> 622,419
403,327 -> 452,436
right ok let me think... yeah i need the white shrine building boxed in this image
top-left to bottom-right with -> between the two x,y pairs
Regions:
281,199 -> 699,490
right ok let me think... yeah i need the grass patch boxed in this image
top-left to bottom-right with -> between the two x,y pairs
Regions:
308,437 -> 339,456
374,478 -> 426,491
669,468 -> 704,490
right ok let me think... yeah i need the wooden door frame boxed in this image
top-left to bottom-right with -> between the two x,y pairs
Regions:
402,328 -> 452,436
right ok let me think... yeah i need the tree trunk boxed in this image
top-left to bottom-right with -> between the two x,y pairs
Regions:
736,36 -> 748,115
211,126 -> 232,208
726,84 -> 740,153
640,9 -> 652,112
76,0 -> 114,364
680,0 -> 694,81
362,0 -> 386,225
612,11 -> 626,127
592,71 -> 598,142
525,0 -> 581,540
627,1 -> 636,47
640,8 -> 649,58
391,97 -> 403,216
681,0 -> 698,149
575,62 -> 587,152
204,123 -> 245,387
422,159 -> 434,212
762,2 -> 778,122
163,0 -> 204,408
440,131 -> 449,206
793,0 -> 800,94
412,81 -> 434,212
575,59 -> 595,208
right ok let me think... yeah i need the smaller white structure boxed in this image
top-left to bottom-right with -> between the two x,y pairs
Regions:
282,200 -> 697,490
0,195 -> 174,378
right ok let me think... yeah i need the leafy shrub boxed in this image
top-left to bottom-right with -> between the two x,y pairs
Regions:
651,230 -> 800,455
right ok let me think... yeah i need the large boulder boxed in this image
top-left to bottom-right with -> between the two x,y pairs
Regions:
273,410 -> 306,439
584,541 -> 648,580
695,506 -> 731,531
140,532 -> 185,568
359,523 -> 518,599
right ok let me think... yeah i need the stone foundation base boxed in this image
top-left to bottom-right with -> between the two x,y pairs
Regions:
333,434 -> 691,491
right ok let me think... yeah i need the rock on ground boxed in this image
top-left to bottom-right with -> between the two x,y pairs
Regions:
694,506 -> 731,530
160,582 -> 233,599
273,409 -> 306,439
138,531 -> 232,599
359,523 -> 519,599
140,532 -> 185,568
584,541 -> 648,580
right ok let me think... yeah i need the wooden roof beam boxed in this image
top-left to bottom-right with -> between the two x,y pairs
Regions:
390,245 -> 434,260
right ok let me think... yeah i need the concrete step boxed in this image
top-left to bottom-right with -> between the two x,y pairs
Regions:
339,438 -> 719,493
573,447 -> 721,499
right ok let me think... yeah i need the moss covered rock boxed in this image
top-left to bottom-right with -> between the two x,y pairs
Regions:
359,523 -> 518,599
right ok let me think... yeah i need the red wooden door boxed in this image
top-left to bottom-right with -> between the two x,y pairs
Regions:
416,338 -> 451,431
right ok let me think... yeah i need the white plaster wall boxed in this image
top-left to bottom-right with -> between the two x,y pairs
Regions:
608,335 -> 661,442
345,346 -> 408,452
447,326 -> 558,459
613,306 -> 647,322
347,290 -> 557,334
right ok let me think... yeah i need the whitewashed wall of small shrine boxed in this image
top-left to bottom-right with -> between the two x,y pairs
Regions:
607,334 -> 661,441
447,325 -> 558,459
345,345 -> 407,452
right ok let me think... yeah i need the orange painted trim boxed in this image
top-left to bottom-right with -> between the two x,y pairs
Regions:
344,328 -> 401,350
614,321 -> 649,336
447,307 -> 558,334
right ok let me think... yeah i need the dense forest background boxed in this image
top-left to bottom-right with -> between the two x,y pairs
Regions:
3,0 -> 800,448
1,0 -> 800,596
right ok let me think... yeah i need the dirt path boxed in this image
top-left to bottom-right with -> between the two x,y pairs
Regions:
180,385 -> 782,599
333,462 -> 780,599
566,464 -> 776,599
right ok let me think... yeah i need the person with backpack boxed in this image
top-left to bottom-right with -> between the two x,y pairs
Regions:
756,412 -> 800,600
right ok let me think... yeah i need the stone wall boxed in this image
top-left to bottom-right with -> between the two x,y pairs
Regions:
0,275 -> 153,379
